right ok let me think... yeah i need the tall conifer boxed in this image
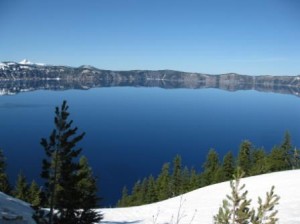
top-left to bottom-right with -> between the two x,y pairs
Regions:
237,141 -> 252,176
156,162 -> 171,200
222,151 -> 235,181
14,171 -> 29,201
171,155 -> 182,196
40,100 -> 101,224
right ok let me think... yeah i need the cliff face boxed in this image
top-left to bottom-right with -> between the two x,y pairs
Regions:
0,61 -> 300,96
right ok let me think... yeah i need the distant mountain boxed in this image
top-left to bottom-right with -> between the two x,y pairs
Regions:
0,60 -> 300,97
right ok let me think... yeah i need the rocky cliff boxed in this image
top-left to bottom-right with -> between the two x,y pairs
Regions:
1,61 -> 300,96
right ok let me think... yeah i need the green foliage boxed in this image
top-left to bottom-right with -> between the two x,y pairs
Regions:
237,141 -> 252,176
181,166 -> 191,193
266,131 -> 293,172
202,149 -> 220,185
28,180 -> 41,207
214,168 -> 280,224
146,175 -> 157,203
250,148 -> 267,175
251,186 -> 280,224
290,147 -> 300,169
172,155 -> 182,196
0,149 -> 11,194
156,162 -> 172,200
267,146 -> 289,172
39,100 -> 102,224
118,132 -> 296,207
14,171 -> 29,201
222,151 -> 235,181
189,167 -> 200,190
117,186 -> 129,207
76,156 -> 103,223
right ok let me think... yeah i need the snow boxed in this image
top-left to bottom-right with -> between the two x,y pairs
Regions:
19,59 -> 45,66
0,192 -> 35,223
100,170 -> 300,224
0,63 -> 7,70
19,59 -> 33,65
1,170 -> 300,223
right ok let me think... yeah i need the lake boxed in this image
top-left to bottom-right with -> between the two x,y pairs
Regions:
1,87 -> 300,206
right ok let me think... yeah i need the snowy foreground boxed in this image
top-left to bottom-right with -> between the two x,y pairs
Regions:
1,170 -> 300,224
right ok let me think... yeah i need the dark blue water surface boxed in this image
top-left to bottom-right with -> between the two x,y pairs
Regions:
1,87 -> 300,206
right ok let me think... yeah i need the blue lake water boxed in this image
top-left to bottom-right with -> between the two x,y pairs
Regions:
1,87 -> 300,206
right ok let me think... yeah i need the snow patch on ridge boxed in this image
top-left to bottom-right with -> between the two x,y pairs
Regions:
19,59 -> 45,66
0,63 -> 7,70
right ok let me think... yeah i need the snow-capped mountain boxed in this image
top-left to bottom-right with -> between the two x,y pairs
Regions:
18,59 -> 45,66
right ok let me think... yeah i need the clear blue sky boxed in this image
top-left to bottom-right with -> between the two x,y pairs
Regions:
1,0 -> 299,75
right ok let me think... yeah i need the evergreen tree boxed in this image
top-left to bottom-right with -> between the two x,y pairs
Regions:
237,141 -> 252,176
14,171 -> 29,201
189,167 -> 200,190
0,149 -> 11,194
156,162 -> 171,201
280,131 -> 293,169
291,147 -> 300,169
202,149 -> 220,185
214,168 -> 253,224
146,175 -> 157,203
267,146 -> 290,172
181,166 -> 190,193
250,148 -> 267,175
171,155 -> 182,196
131,180 -> 143,205
251,186 -> 280,224
117,186 -> 129,207
40,100 -> 101,224
222,151 -> 235,181
140,177 -> 149,204
77,156 -> 102,223
214,168 -> 280,224
28,180 -> 41,207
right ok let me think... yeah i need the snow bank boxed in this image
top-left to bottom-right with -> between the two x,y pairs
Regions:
101,170 -> 300,224
1,170 -> 300,224
0,192 -> 35,223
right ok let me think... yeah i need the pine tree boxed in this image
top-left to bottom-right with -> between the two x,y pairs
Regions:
181,166 -> 190,193
0,149 -> 11,194
28,180 -> 41,207
250,148 -> 267,175
189,167 -> 200,190
156,162 -> 171,201
222,151 -> 235,181
237,141 -> 252,176
77,156 -> 102,223
214,168 -> 253,224
117,186 -> 129,207
251,186 -> 280,224
40,100 -> 101,224
291,147 -> 300,169
214,168 -> 280,224
171,155 -> 182,196
267,146 -> 289,172
202,149 -> 220,185
146,175 -> 157,203
14,171 -> 29,201
131,180 -> 143,205
280,131 -> 293,169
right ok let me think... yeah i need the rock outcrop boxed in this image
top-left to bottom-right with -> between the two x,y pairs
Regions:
0,61 -> 300,96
